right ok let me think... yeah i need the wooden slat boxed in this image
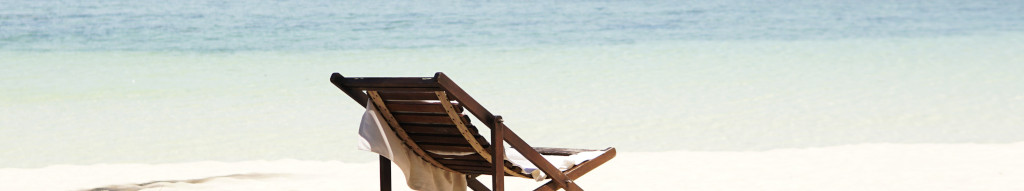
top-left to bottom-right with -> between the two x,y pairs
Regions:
350,87 -> 443,92
330,73 -> 370,108
409,135 -> 471,145
393,113 -> 472,125
429,153 -> 486,161
449,168 -> 518,176
340,77 -> 438,88
454,169 -> 492,175
403,124 -> 478,135
410,134 -> 488,145
437,159 -> 492,167
420,144 -> 476,153
379,91 -> 457,101
454,170 -> 492,175
448,165 -> 495,172
393,113 -> 465,125
435,157 -> 529,178
386,101 -> 463,113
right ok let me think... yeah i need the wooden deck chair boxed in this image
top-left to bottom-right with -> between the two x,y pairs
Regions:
331,72 -> 616,191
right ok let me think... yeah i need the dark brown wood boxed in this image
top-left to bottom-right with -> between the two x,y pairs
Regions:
467,175 -> 491,191
409,134 -> 488,145
503,129 -> 581,191
448,164 -> 496,172
403,124 -> 479,135
492,116 -> 505,191
409,135 -> 472,145
501,161 -> 527,177
434,72 -> 498,130
349,87 -> 444,92
437,159 -> 492,167
339,77 -> 439,88
379,155 -> 391,191
428,153 -> 487,160
450,169 -> 492,174
330,73 -> 369,107
433,73 -> 534,179
452,169 -> 492,175
534,148 -> 617,191
393,113 -> 464,125
534,147 -> 598,156
419,144 -> 476,153
380,91 -> 457,101
432,90 -> 533,179
385,101 -> 463,113
564,148 -> 617,180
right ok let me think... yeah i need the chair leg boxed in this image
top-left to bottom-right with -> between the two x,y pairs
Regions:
534,148 -> 616,191
380,156 -> 391,191
492,116 -> 505,191
467,175 -> 491,191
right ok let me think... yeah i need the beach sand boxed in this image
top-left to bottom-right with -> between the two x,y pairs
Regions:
3,142 -> 1022,191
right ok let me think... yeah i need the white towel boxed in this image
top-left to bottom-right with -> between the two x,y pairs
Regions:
358,101 -> 468,191
505,147 -> 606,181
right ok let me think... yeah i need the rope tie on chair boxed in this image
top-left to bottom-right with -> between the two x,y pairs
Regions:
435,91 -> 530,178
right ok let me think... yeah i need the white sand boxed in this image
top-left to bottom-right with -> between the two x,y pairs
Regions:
3,142 -> 1023,191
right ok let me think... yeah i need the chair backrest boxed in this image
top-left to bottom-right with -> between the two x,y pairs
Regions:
331,72 -> 528,177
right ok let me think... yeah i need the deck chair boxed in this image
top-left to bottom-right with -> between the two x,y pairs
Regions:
331,72 -> 616,191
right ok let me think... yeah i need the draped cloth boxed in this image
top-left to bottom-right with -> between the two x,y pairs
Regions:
357,101 -> 468,191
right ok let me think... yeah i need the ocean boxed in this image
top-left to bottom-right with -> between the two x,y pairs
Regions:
2,0 -> 1023,169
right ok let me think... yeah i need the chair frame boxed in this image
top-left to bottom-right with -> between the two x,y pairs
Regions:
331,72 -> 616,191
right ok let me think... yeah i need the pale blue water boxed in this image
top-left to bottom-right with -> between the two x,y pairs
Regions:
2,0 -> 1023,51
2,0 -> 1024,168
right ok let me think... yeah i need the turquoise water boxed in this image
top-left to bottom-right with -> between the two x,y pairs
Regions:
3,0 -> 1023,51
2,0 -> 1024,168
